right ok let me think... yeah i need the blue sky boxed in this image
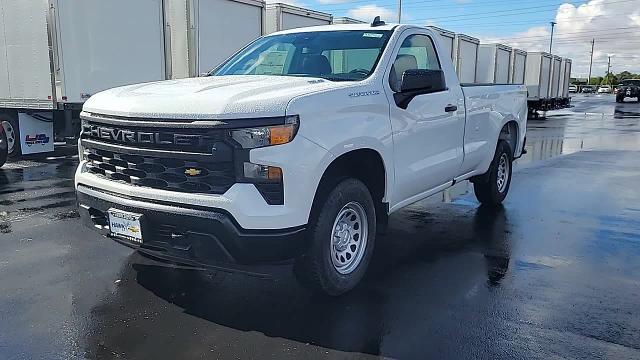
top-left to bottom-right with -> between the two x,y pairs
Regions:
279,0 -> 640,76
316,0 -> 583,36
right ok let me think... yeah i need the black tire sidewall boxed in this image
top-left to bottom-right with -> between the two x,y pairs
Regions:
0,115 -> 21,158
0,127 -> 7,167
475,140 -> 513,205
301,178 -> 376,295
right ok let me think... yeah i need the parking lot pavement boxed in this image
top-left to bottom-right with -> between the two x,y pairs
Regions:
1,94 -> 639,359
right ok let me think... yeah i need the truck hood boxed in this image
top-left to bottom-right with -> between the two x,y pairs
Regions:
82,75 -> 344,119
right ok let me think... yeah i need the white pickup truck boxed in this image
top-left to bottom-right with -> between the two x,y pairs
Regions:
75,21 -> 527,295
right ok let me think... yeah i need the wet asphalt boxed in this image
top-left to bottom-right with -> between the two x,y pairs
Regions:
0,94 -> 639,359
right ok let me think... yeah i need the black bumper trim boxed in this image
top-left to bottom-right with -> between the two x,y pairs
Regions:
76,185 -> 308,267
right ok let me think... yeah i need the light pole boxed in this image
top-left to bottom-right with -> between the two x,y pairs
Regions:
398,0 -> 402,23
588,39 -> 595,85
549,21 -> 556,54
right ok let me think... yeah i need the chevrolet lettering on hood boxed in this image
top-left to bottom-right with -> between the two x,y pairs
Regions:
82,123 -> 203,147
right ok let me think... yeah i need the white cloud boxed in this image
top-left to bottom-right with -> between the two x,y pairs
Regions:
347,5 -> 396,23
479,0 -> 640,77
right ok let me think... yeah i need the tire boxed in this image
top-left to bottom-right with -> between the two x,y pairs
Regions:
294,178 -> 376,296
0,126 -> 7,167
473,140 -> 513,206
0,113 -> 21,158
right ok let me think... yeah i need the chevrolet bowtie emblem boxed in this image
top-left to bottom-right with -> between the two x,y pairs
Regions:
184,168 -> 202,176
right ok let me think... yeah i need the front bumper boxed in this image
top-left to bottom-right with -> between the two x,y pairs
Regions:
76,185 -> 308,271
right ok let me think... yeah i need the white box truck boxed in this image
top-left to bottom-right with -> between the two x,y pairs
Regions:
509,48 -> 527,84
165,0 -> 266,77
428,26 -> 455,61
265,3 -> 331,34
0,0 -> 167,158
558,58 -> 572,107
525,52 -> 553,115
332,17 -> 366,24
476,43 -> 512,84
453,34 -> 480,84
549,55 -> 562,99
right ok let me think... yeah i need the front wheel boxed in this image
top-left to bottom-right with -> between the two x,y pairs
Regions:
473,140 -> 513,206
294,178 -> 376,296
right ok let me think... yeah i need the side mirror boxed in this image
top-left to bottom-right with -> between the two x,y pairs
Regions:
394,69 -> 447,109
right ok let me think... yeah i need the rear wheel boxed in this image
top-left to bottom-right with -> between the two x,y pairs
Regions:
0,113 -> 21,158
294,178 -> 376,296
473,140 -> 513,206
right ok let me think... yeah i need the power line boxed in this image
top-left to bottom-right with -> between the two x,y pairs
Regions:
407,9 -> 637,24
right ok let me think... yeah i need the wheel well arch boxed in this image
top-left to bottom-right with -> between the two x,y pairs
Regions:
310,148 -> 388,227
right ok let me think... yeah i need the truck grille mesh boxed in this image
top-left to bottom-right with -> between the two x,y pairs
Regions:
84,148 -> 235,194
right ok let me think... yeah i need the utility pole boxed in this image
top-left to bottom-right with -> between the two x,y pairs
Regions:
549,21 -> 556,54
588,38 -> 595,85
607,55 -> 611,86
397,0 -> 402,23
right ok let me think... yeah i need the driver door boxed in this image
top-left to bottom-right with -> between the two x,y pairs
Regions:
385,30 -> 465,207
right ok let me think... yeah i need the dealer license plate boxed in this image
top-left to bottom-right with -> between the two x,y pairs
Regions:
108,209 -> 143,243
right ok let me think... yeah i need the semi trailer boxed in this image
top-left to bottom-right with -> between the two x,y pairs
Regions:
476,43 -> 512,84
265,3 -> 332,34
0,0 -> 269,159
453,34 -> 480,84
0,0 -> 167,158
332,17 -> 366,24
509,48 -> 527,84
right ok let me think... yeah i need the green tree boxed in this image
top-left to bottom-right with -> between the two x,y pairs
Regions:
604,73 -> 618,85
617,71 -> 633,81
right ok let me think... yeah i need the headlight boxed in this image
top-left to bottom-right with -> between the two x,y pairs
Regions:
230,115 -> 299,149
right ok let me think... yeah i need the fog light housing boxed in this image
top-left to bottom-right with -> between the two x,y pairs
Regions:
242,162 -> 284,205
243,162 -> 282,181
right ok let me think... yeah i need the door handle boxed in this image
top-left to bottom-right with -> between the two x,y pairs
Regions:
445,105 -> 458,113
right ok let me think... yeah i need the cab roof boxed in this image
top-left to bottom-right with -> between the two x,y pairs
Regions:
267,24 -> 424,36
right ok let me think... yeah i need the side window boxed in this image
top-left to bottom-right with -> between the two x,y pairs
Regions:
390,34 -> 441,91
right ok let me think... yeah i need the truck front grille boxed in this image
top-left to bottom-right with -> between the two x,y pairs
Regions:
84,147 -> 235,194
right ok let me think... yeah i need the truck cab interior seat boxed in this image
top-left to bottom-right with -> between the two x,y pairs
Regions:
389,54 -> 418,92
300,54 -> 332,76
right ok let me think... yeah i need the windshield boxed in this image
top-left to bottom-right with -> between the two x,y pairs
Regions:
213,30 -> 392,81
621,79 -> 640,86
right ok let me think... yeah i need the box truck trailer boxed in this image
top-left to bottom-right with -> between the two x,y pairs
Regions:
166,0 -> 266,77
525,52 -> 553,116
265,3 -> 331,34
428,26 -> 455,61
549,55 -> 562,99
476,43 -> 512,84
559,58 -> 572,107
510,48 -> 527,84
453,34 -> 480,84
0,0 -> 268,159
332,17 -> 366,24
0,0 -> 167,158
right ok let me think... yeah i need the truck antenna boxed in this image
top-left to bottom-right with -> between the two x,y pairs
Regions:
371,16 -> 385,27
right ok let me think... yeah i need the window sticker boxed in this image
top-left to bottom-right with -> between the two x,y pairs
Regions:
254,50 -> 288,75
363,32 -> 383,38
